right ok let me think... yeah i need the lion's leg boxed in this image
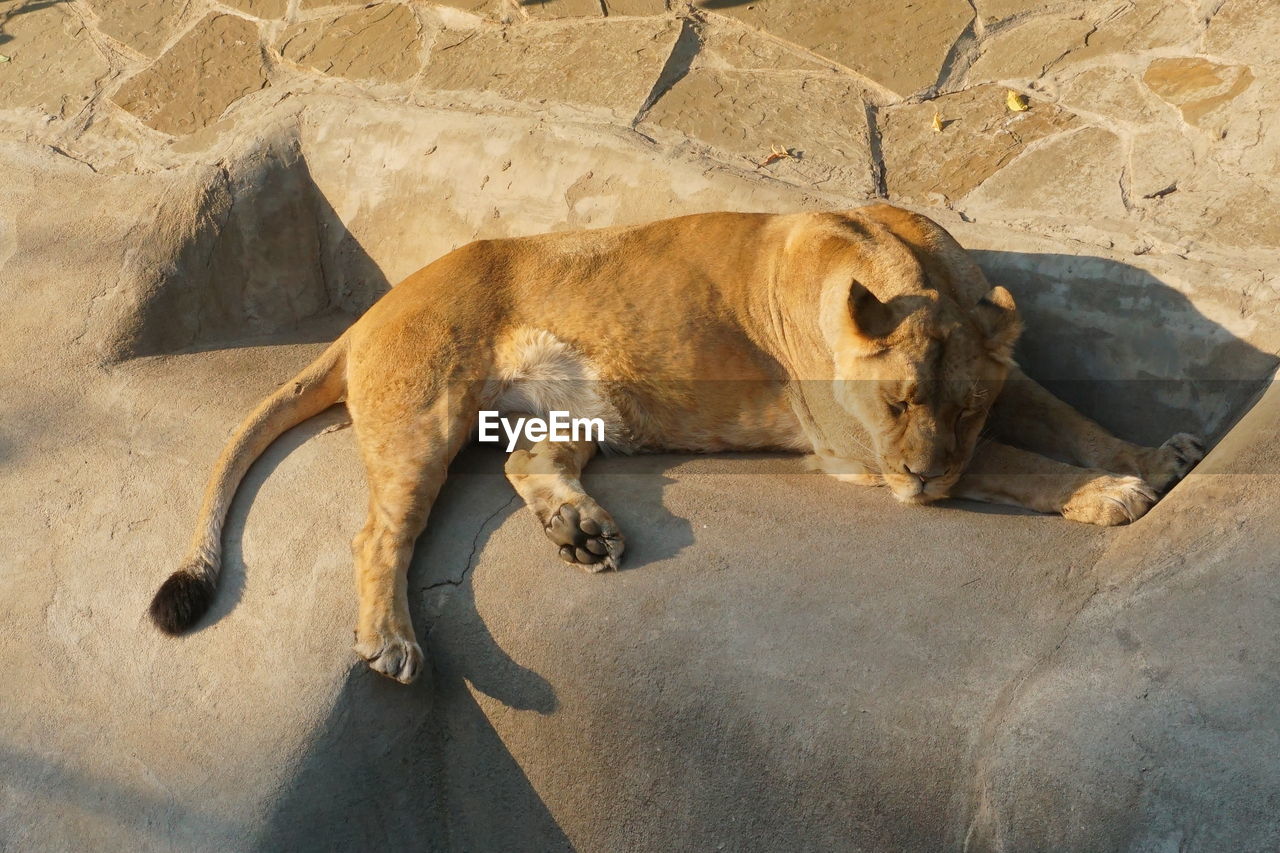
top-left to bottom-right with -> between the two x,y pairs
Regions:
348,389 -> 478,684
989,367 -> 1203,491
954,440 -> 1158,526
504,427 -> 623,572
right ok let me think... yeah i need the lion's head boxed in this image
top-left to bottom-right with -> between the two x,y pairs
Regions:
818,239 -> 1022,504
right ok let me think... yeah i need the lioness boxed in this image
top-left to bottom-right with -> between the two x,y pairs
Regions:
149,205 -> 1203,683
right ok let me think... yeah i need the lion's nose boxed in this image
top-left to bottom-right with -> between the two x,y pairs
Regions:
905,463 -> 946,483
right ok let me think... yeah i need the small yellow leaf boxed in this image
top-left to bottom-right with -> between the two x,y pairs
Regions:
931,112 -> 944,132
1005,89 -> 1030,112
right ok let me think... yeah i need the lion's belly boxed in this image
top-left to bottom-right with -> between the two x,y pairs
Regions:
610,380 -> 810,453
481,327 -> 809,454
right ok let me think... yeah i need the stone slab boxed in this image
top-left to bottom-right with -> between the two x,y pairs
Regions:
111,14 -> 268,135
86,0 -> 190,58
1204,0 -> 1277,66
1062,0 -> 1199,64
966,14 -> 1095,83
1144,57 -> 1256,129
223,0 -> 289,20
707,0 -> 974,97
641,69 -> 876,195
0,1 -> 110,114
603,0 -> 667,14
419,19 -> 681,117
881,84 -> 1079,205
697,23 -> 839,73
961,125 -> 1127,221
279,4 -> 424,84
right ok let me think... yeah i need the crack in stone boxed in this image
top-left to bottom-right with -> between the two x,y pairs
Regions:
422,493 -> 520,591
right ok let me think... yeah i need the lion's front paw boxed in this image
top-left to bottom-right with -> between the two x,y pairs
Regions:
355,631 -> 424,684
545,499 -> 624,572
1062,474 -> 1158,526
1142,432 -> 1205,492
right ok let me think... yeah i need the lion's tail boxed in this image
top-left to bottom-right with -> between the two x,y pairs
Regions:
148,336 -> 349,635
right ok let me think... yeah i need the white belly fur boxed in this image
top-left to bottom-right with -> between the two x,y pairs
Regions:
480,328 -> 629,449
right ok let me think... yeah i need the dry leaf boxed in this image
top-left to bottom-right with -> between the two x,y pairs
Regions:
760,145 -> 795,167
931,112 -> 944,132
0,55 -> 10,63
1005,89 -> 1030,112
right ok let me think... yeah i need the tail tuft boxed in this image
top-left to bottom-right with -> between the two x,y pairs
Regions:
149,568 -> 216,635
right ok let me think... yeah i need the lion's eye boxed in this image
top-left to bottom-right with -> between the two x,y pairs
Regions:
888,400 -> 908,416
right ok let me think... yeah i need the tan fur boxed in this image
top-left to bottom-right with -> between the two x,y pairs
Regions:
153,204 -> 1203,683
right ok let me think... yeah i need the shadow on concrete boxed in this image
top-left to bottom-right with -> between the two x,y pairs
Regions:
975,250 -> 1277,448
193,406 -> 355,635
253,662 -> 571,852
254,449 -> 569,850
255,445 -> 694,849
120,135 -> 391,360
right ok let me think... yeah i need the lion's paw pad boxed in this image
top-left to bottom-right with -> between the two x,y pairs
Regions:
545,501 -> 624,572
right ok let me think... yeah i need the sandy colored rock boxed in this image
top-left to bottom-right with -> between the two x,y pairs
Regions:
881,85 -> 1078,205
437,0 -> 602,18
86,0 -> 190,58
706,0 -> 974,97
1129,127 -> 1194,201
111,14 -> 267,135
1063,0 -> 1198,64
1204,0 -> 1276,66
976,0 -> 1090,22
1142,174 -> 1280,254
421,0 -> 498,14
641,69 -> 875,196
1188,66 -> 1280,179
521,0 -> 604,17
420,19 -> 680,116
603,0 -> 668,14
279,5 -> 423,83
698,24 -> 838,73
1056,65 -> 1174,126
967,14 -> 1094,82
0,1 -> 110,114
961,125 -> 1126,220
223,0 -> 288,19
1144,57 -> 1255,129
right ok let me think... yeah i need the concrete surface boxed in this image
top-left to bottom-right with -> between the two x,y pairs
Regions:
1,0 -> 1278,850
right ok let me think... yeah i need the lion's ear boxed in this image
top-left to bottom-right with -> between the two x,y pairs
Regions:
848,279 -> 902,344
975,285 -> 1021,362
